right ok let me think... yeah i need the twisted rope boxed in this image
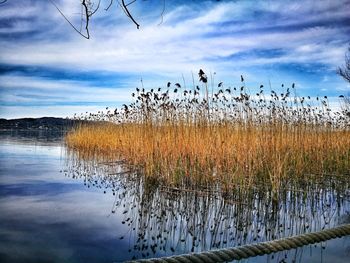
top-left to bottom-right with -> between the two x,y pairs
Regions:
129,224 -> 350,263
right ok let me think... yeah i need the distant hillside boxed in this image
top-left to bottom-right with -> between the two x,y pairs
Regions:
0,117 -> 82,131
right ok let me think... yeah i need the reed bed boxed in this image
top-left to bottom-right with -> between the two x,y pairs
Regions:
66,70 -> 350,188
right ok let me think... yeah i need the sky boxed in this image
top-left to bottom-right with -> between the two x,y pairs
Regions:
0,0 -> 349,119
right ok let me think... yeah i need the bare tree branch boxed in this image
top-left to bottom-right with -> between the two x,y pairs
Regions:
158,0 -> 166,26
50,0 -> 167,39
125,0 -> 137,7
337,45 -> 350,83
49,0 -> 90,39
120,0 -> 140,29
105,0 -> 114,11
90,0 -> 101,16
80,3 -> 84,32
81,0 -> 91,39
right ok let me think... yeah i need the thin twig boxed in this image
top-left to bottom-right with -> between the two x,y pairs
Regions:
121,0 -> 140,29
90,0 -> 101,16
158,0 -> 166,26
49,0 -> 89,39
125,0 -> 137,7
105,0 -> 114,11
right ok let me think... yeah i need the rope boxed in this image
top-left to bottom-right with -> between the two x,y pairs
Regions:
129,224 -> 350,263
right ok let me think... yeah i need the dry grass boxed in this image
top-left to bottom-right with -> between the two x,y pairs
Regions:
66,122 -> 350,188
66,71 -> 350,189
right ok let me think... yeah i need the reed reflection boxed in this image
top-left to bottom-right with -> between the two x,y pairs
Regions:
64,154 -> 350,261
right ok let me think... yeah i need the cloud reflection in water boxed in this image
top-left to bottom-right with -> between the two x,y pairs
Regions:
0,132 -> 349,262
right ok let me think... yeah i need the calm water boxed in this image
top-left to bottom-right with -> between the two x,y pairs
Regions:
0,131 -> 349,263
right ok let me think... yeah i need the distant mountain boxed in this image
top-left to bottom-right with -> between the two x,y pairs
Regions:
0,117 -> 82,131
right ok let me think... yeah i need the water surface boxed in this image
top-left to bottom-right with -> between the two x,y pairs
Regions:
0,131 -> 349,263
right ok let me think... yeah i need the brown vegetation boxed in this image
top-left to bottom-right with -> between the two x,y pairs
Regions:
66,71 -> 350,189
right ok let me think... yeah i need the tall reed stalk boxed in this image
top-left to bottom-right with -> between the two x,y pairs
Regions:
66,70 -> 350,189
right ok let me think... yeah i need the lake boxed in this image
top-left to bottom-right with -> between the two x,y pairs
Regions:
0,130 -> 349,263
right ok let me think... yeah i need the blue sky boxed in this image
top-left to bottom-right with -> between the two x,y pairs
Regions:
0,0 -> 349,118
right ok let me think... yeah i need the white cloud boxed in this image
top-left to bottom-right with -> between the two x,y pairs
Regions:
0,0 -> 349,118
0,1 -> 348,71
0,75 -> 135,104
